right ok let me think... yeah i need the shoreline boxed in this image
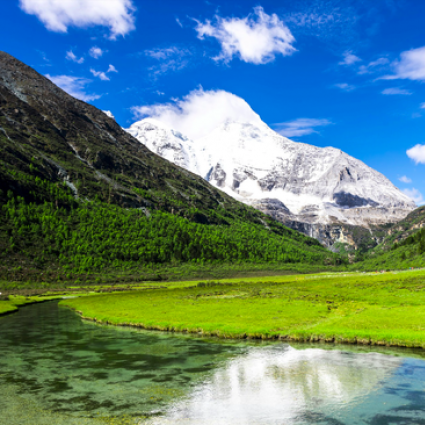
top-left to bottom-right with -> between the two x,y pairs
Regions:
65,306 -> 425,350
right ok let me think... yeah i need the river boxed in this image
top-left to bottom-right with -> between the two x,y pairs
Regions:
1,301 -> 425,424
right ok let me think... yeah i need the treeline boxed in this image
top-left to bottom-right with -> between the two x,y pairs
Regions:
1,192 -> 341,279
391,227 -> 425,255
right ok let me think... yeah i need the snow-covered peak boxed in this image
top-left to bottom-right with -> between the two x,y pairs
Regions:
126,118 -> 199,173
125,117 -> 415,227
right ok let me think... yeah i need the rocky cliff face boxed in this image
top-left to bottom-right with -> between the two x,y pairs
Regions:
127,118 -> 415,247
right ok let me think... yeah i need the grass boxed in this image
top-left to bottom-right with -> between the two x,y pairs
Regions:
61,269 -> 425,349
0,292 -> 100,316
0,301 -> 17,315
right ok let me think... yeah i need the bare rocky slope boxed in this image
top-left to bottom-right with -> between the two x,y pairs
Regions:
127,118 -> 415,248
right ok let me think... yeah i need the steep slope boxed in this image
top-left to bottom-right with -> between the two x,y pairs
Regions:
0,51 -> 338,282
127,118 -> 415,247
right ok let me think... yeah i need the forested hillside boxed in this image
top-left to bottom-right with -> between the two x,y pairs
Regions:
0,52 -> 340,284
354,206 -> 425,270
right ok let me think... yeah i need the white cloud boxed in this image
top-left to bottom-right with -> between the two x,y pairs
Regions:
273,118 -> 332,137
90,69 -> 110,81
358,57 -> 389,74
45,74 -> 100,102
334,83 -> 355,91
420,102 -> 425,109
89,46 -> 104,59
407,144 -> 425,164
19,0 -> 135,39
144,46 -> 191,76
339,50 -> 361,66
65,50 -> 84,64
107,64 -> 118,73
103,110 -> 115,120
384,46 -> 425,81
195,6 -> 296,64
403,188 -> 424,205
399,175 -> 412,183
381,87 -> 412,95
132,88 -> 263,140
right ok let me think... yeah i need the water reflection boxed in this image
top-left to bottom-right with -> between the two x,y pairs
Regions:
1,301 -> 425,425
147,346 -> 403,424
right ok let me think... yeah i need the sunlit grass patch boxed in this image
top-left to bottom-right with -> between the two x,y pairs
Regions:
61,269 -> 425,348
0,301 -> 17,315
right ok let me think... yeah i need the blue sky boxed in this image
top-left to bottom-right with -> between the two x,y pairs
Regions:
3,0 -> 425,204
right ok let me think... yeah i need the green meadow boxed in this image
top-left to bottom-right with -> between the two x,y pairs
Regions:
61,269 -> 425,349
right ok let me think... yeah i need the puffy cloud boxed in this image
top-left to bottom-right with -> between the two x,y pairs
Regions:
384,46 -> 425,81
334,83 -> 355,92
399,176 -> 412,184
65,50 -> 84,64
407,144 -> 425,164
19,0 -> 135,39
403,188 -> 424,205
273,118 -> 332,137
89,46 -> 104,59
45,74 -> 100,101
381,87 -> 412,95
195,7 -> 296,64
339,50 -> 361,66
132,88 -> 263,140
90,69 -> 109,81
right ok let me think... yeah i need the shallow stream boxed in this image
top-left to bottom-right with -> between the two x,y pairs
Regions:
1,301 -> 425,424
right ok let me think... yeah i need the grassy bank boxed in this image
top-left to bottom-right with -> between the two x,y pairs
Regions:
0,293 -> 94,316
0,301 -> 18,315
61,269 -> 425,349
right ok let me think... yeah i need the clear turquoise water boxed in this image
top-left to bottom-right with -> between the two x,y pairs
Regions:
1,301 -> 425,424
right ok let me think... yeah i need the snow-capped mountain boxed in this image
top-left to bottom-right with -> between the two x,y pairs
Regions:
126,118 -> 415,231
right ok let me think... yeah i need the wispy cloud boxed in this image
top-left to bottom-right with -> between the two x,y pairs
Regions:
144,46 -> 191,77
358,57 -> 389,74
195,6 -> 296,64
19,0 -> 136,39
273,118 -> 332,137
65,50 -> 84,64
420,103 -> 425,109
334,83 -> 355,92
381,87 -> 412,95
90,69 -> 109,81
107,64 -> 118,73
45,74 -> 100,102
90,64 -> 118,81
399,175 -> 412,184
403,188 -> 424,205
339,50 -> 361,66
407,144 -> 425,164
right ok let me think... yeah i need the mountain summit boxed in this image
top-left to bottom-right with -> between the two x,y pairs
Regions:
127,118 -> 415,231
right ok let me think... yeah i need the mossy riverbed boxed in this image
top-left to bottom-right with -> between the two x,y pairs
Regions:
61,269 -> 425,349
